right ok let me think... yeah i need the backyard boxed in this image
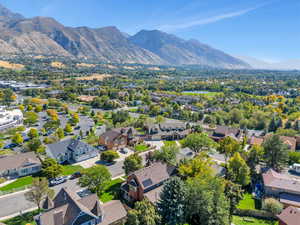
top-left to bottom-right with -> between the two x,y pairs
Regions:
233,216 -> 278,225
237,193 -> 260,210
134,144 -> 149,152
99,178 -> 124,203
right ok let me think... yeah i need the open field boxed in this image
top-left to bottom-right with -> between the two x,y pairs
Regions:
0,60 -> 24,70
76,73 -> 112,81
76,63 -> 96,68
50,61 -> 65,68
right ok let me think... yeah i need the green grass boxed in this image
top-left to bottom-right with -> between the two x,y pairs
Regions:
134,144 -> 149,152
99,178 -> 123,203
61,165 -> 84,176
0,176 -> 33,192
2,210 -> 39,225
237,193 -> 258,210
163,140 -> 177,146
233,216 -> 278,225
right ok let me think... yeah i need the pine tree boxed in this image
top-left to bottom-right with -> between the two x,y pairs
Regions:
157,177 -> 186,225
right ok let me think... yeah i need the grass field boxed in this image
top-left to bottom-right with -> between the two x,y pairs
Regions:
2,210 -> 39,225
237,193 -> 256,210
0,60 -> 24,70
134,144 -> 149,152
0,176 -> 33,192
61,165 -> 84,176
233,216 -> 278,225
99,178 -> 123,203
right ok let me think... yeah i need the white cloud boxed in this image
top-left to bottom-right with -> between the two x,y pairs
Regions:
158,3 -> 269,31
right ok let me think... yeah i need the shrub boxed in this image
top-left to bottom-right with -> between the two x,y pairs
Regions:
100,150 -> 119,163
263,198 -> 283,215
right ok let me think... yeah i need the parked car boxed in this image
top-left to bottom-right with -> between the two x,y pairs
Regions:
70,172 -> 82,179
4,143 -> 18,149
75,126 -> 81,130
120,148 -> 129,154
49,176 -> 67,186
96,145 -> 107,151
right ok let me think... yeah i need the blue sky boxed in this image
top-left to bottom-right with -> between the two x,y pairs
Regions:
1,0 -> 299,62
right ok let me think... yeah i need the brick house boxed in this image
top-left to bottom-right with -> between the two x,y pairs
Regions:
121,162 -> 175,204
99,127 -> 137,150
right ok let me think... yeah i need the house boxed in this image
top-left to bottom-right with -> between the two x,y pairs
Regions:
262,169 -> 300,207
77,95 -> 97,103
46,138 -> 98,164
35,187 -> 127,225
277,206 -> 300,225
254,135 -> 297,151
121,162 -> 176,204
0,152 -> 41,178
99,127 -> 138,150
211,126 -> 243,141
145,122 -> 191,141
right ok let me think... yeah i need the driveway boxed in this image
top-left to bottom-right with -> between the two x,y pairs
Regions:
0,178 -> 82,219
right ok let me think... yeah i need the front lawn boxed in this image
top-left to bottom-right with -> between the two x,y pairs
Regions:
99,178 -> 123,203
61,165 -> 84,176
163,140 -> 177,146
2,210 -> 39,225
237,193 -> 256,210
134,144 -> 149,152
233,216 -> 278,225
0,176 -> 33,192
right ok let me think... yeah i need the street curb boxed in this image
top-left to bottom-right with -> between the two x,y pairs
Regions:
0,207 -> 38,221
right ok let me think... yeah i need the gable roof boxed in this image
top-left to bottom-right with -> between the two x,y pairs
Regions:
213,126 -> 240,137
132,162 -> 175,190
277,206 -> 300,225
40,188 -> 100,225
262,169 -> 300,194
0,152 -> 40,172
46,139 -> 95,159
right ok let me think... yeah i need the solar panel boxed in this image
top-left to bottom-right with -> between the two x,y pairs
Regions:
142,178 -> 153,188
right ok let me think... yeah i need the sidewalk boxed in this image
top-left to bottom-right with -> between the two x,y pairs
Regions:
0,179 -> 16,188
0,207 -> 37,221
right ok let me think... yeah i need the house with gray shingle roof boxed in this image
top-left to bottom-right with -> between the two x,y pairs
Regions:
0,152 -> 41,178
46,138 -> 98,164
35,187 -> 127,225
121,162 -> 175,204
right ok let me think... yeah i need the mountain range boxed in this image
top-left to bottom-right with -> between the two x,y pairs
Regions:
0,4 -> 250,68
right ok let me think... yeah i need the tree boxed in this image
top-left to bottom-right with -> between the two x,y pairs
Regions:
11,132 -> 23,145
157,177 -> 186,225
100,150 -> 119,163
217,136 -> 241,162
263,135 -> 289,171
55,128 -> 64,140
289,152 -> 300,165
182,133 -> 217,154
64,123 -> 73,133
42,158 -> 63,179
25,177 -> 54,211
123,153 -> 143,175
111,111 -> 129,126
224,181 -> 243,223
28,128 -> 39,139
185,176 -> 230,225
247,144 -> 264,175
79,165 -> 111,196
71,112 -> 80,125
263,198 -> 283,215
227,152 -> 250,186
155,115 -> 165,124
24,111 -> 39,125
26,138 -> 45,154
152,145 -> 179,166
126,199 -> 161,225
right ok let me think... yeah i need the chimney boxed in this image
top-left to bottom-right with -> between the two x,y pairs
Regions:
53,210 -> 64,225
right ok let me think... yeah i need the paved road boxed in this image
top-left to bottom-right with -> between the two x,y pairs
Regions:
0,178 -> 81,219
